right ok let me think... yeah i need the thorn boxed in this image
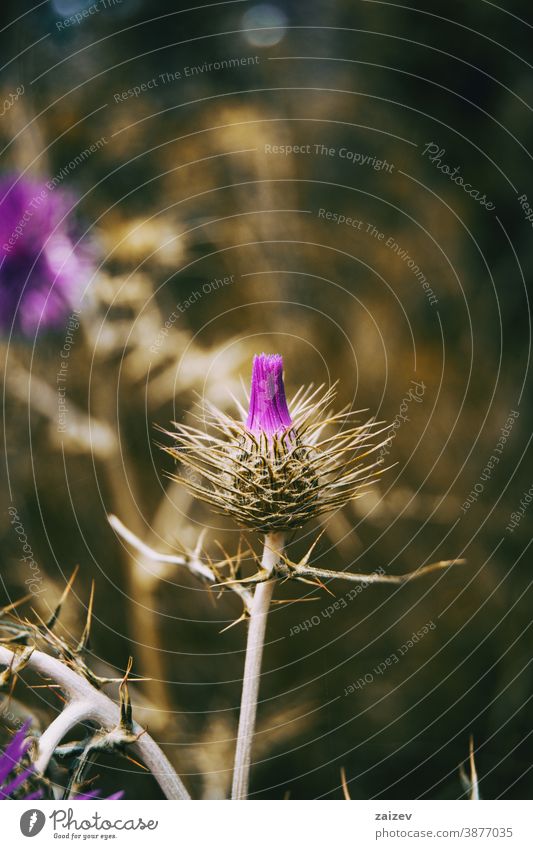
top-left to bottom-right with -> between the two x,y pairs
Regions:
125,753 -> 149,771
307,574 -> 335,597
213,539 -> 236,570
32,608 -> 61,641
294,575 -> 335,596
215,570 -> 268,588
0,593 -> 33,617
193,529 -> 207,560
468,735 -> 479,800
5,667 -> 17,711
205,583 -> 219,608
204,550 -> 218,577
274,531 -> 325,578
46,566 -> 79,631
0,646 -> 34,687
249,548 -> 263,570
51,687 -> 67,705
299,530 -> 326,568
219,610 -> 248,632
119,657 -> 134,732
340,766 -> 351,801
76,580 -> 95,653
270,596 -> 321,605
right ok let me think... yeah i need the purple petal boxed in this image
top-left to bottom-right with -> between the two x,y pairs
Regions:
75,790 -> 101,800
0,720 -> 32,787
75,789 -> 124,800
246,354 -> 292,437
23,790 -> 44,800
0,765 -> 34,798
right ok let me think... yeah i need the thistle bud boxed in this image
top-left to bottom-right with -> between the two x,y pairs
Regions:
246,354 -> 292,437
164,354 -> 388,532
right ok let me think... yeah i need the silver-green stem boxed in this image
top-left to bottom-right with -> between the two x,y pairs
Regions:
231,531 -> 284,800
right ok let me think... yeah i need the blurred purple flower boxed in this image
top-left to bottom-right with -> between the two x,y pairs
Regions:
0,721 -> 38,800
246,353 -> 292,437
0,175 -> 90,335
0,721 -> 123,800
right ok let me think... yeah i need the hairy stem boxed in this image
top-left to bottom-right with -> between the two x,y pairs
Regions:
231,531 -> 284,800
0,645 -> 190,800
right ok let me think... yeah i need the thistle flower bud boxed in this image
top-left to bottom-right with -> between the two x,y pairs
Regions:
246,353 -> 292,437
164,354 -> 388,532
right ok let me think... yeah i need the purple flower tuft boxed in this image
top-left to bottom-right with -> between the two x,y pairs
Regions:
246,353 -> 293,437
0,174 -> 90,335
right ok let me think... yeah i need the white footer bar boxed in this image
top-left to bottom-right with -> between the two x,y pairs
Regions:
4,799 -> 530,849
